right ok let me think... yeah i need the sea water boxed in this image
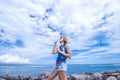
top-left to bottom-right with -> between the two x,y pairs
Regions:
0,63 -> 120,77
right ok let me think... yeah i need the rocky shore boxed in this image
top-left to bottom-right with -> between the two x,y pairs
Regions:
0,70 -> 120,80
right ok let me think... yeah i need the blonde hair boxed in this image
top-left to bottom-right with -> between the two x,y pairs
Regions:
60,36 -> 68,43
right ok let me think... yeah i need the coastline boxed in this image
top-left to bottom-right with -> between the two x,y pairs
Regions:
0,70 -> 120,80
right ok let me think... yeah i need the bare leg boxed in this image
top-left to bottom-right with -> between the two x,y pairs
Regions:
58,71 -> 67,80
48,69 -> 58,80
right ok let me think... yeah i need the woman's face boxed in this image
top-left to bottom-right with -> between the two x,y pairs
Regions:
59,37 -> 64,44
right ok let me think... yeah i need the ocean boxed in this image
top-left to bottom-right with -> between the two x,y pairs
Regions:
0,63 -> 120,77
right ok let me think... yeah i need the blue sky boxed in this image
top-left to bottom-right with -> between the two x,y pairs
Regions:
0,0 -> 120,64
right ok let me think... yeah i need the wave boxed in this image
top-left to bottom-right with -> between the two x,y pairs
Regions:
89,64 -> 120,67
28,65 -> 53,68
0,66 -> 15,68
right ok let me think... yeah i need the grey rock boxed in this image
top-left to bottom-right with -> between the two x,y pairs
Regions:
69,74 -> 92,80
54,76 -> 59,80
18,75 -> 31,80
111,73 -> 120,76
0,75 -> 18,80
38,72 -> 50,79
0,70 -> 120,80
91,72 -> 103,80
114,70 -> 120,73
117,75 -> 120,80
102,72 -> 110,80
0,78 -> 6,80
103,72 -> 112,76
106,76 -> 117,80
84,72 -> 93,75
69,74 -> 81,80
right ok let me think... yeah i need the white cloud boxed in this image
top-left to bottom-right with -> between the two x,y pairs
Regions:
0,54 -> 30,64
0,0 -> 120,64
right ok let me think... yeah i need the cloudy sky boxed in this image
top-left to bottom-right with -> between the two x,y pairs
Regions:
0,0 -> 120,64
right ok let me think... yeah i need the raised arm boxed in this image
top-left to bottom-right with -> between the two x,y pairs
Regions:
52,41 -> 57,54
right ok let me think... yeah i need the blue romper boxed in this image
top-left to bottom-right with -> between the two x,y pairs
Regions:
55,43 -> 67,71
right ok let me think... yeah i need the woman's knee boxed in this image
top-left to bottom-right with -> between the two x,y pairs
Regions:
48,69 -> 57,80
58,71 -> 67,80
48,76 -> 52,80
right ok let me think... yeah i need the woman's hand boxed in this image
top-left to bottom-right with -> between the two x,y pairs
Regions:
54,40 -> 57,46
57,44 -> 71,59
52,40 -> 58,54
57,47 -> 62,53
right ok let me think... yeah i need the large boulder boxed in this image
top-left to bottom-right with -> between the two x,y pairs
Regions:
0,77 -> 6,80
54,76 -> 59,80
37,72 -> 50,80
18,75 -> 31,80
117,75 -> 120,80
69,74 -> 80,80
102,72 -> 111,80
91,72 -> 103,80
69,74 -> 92,80
111,72 -> 120,76
106,76 -> 117,80
102,71 -> 112,76
83,72 -> 93,75
0,75 -> 18,80
114,70 -> 120,73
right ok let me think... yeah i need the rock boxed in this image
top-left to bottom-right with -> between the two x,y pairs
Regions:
28,78 -> 34,80
114,70 -> 120,73
0,75 -> 18,80
38,72 -> 49,79
102,71 -> 112,76
102,72 -> 111,80
111,73 -> 120,76
69,74 -> 92,80
0,77 -> 6,80
91,72 -> 103,80
33,78 -> 40,80
18,75 -> 31,80
84,72 -> 93,75
106,76 -> 117,80
0,70 -> 120,80
54,76 -> 59,80
117,75 -> 120,80
69,74 -> 81,80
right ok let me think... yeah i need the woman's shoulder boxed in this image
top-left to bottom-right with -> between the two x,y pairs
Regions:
65,43 -> 70,47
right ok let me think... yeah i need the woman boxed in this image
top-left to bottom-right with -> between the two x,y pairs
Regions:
48,36 -> 71,80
